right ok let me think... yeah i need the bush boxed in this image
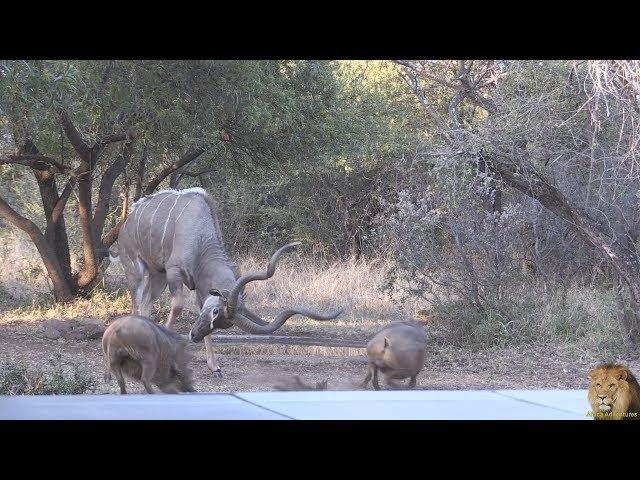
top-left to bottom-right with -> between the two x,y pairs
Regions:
427,285 -> 627,354
0,353 -> 97,395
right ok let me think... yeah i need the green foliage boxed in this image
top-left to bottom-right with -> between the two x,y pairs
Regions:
1,60 -> 426,261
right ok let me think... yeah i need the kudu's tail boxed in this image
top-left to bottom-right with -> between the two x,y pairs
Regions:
95,247 -> 120,265
108,251 -> 121,265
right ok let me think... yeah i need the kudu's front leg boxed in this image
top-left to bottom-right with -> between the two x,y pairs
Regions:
204,335 -> 223,379
163,272 -> 184,330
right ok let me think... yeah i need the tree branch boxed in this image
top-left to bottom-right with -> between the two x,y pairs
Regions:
93,138 -> 135,243
143,144 -> 210,196
0,154 -> 70,173
57,108 -> 90,160
101,186 -> 129,248
93,130 -> 133,152
44,177 -> 76,242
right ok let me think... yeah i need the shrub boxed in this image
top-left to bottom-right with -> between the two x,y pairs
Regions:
0,353 -> 97,395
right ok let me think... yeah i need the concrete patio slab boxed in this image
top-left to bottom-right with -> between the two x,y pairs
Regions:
0,393 -> 287,420
0,390 -> 592,420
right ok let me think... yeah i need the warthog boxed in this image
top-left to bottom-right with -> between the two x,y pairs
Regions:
273,375 -> 329,391
362,321 -> 428,390
102,314 -> 195,394
111,187 -> 341,377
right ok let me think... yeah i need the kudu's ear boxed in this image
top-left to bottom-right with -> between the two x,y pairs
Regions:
209,289 -> 229,303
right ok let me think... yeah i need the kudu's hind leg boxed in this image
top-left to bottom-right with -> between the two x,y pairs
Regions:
147,270 -> 167,313
204,335 -> 223,379
120,253 -> 147,318
130,259 -> 152,317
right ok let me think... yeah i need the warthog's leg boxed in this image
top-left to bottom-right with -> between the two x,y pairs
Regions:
139,359 -> 157,394
163,270 -> 183,330
111,364 -> 127,394
408,375 -> 417,389
372,366 -> 381,391
385,377 -> 404,390
204,335 -> 223,378
159,383 -> 181,394
362,363 -> 374,389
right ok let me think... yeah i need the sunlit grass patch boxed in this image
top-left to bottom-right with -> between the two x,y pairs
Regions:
0,290 -> 132,325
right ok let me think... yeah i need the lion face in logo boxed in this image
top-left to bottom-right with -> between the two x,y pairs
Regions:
587,364 -> 638,419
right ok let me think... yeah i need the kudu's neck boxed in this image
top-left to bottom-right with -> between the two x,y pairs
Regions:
193,246 -> 237,307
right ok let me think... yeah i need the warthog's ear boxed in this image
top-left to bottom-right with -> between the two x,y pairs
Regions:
383,337 -> 390,349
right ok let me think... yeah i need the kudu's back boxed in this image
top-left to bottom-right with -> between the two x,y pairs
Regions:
117,188 -> 226,274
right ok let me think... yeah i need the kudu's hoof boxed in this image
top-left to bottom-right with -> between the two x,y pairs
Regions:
214,368 -> 224,379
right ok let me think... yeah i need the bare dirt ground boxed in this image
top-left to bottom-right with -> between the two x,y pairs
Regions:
1,314 -> 634,394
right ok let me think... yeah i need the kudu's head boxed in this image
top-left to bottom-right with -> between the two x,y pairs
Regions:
188,242 -> 342,342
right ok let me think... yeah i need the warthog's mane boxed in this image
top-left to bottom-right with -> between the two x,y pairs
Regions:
113,314 -> 188,344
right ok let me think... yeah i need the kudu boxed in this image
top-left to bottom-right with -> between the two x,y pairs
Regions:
111,187 -> 342,377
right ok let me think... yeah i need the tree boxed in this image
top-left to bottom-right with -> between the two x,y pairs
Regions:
0,60 -> 354,301
395,60 -> 640,346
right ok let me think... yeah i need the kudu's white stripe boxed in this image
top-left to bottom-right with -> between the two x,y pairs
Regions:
135,198 -> 155,247
147,193 -> 174,255
160,194 -> 181,259
171,196 -> 195,251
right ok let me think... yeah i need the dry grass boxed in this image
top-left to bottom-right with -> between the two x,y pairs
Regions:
207,344 -> 365,357
0,255 -> 418,339
234,255 -> 417,335
0,290 -> 132,325
0,243 -> 630,357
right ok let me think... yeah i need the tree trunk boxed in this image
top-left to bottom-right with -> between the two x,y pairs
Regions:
18,139 -> 74,287
0,197 -> 74,302
75,153 -> 99,293
487,153 -> 640,346
134,145 -> 147,201
32,169 -> 74,287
